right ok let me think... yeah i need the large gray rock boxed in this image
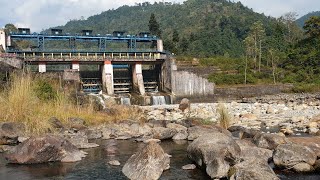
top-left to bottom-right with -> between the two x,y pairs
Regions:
68,117 -> 87,130
236,139 -> 273,162
167,123 -> 188,140
179,98 -> 190,112
253,133 -> 287,150
0,122 -> 25,145
287,137 -> 320,157
122,141 -> 170,180
187,126 -> 232,141
152,127 -> 177,140
229,159 -> 279,180
64,133 -> 99,149
187,132 -> 240,179
273,143 -> 317,172
5,135 -> 86,164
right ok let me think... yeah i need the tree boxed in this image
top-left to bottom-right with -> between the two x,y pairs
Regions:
304,16 -> 320,39
279,12 -> 303,44
244,35 -> 255,84
4,23 -> 17,34
172,29 -> 179,43
246,21 -> 265,72
148,13 -> 161,38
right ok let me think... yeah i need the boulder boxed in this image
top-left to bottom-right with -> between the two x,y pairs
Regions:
188,126 -> 232,141
122,141 -> 170,180
167,123 -> 188,140
152,127 -> 177,140
236,139 -> 273,163
108,160 -> 121,166
172,131 -> 188,140
273,143 -> 317,172
48,117 -> 64,129
5,135 -> 86,164
83,128 -> 102,140
182,164 -> 196,170
229,159 -> 279,180
0,122 -> 25,145
68,117 -> 87,130
253,133 -> 287,150
314,160 -> 320,171
187,132 -> 240,179
292,163 -> 314,173
179,98 -> 190,112
287,137 -> 320,157
64,133 -> 99,149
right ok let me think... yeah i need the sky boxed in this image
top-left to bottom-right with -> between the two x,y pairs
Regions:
0,0 -> 319,32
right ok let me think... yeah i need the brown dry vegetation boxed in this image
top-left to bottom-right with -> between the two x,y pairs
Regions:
0,72 -> 142,135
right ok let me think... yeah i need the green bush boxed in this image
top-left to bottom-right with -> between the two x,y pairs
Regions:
34,80 -> 57,101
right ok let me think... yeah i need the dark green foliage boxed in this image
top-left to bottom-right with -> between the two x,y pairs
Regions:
48,0 -> 281,57
296,11 -> 320,28
34,80 -> 57,101
148,13 -> 161,37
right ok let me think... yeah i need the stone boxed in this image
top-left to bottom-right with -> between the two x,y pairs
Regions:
166,123 -> 188,132
152,127 -> 177,140
5,135 -> 86,164
182,164 -> 196,170
273,143 -> 317,172
253,133 -> 287,150
101,127 -> 113,140
179,98 -> 190,112
240,114 -> 258,121
187,132 -> 240,179
65,133 -> 99,149
239,128 -> 261,139
187,126 -> 232,141
122,141 -> 170,180
280,127 -> 294,135
308,122 -> 318,128
308,127 -> 319,135
0,145 -> 15,153
314,160 -> 320,171
108,160 -> 121,166
48,117 -> 64,129
229,159 -> 279,180
266,107 -> 275,114
172,131 -> 188,140
84,128 -> 102,140
143,139 -> 161,144
287,137 -> 320,157
292,163 -> 314,173
0,122 -> 25,145
68,117 -> 87,130
236,139 -> 273,163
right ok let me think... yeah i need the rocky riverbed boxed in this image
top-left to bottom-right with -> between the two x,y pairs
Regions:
0,93 -> 320,179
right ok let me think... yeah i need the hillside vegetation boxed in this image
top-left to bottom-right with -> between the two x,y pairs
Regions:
296,11 -> 320,28
51,0 -> 280,57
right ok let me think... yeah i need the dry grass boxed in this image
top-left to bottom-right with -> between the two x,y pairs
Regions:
217,103 -> 232,129
0,72 -> 142,135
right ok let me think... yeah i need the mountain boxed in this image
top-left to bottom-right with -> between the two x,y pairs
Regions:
50,0 -> 280,57
296,11 -> 320,28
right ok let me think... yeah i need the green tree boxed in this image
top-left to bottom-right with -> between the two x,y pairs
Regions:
4,23 -> 17,34
172,29 -> 179,43
304,16 -> 320,39
148,13 -> 161,37
248,21 -> 265,72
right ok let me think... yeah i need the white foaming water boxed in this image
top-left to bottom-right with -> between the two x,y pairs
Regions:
121,97 -> 131,105
152,96 -> 166,105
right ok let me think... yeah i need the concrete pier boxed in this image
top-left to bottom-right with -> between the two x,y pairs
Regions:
132,63 -> 145,95
72,61 -> 80,71
102,60 -> 114,95
38,62 -> 46,73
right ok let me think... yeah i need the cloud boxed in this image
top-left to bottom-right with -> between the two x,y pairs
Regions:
0,0 -> 319,32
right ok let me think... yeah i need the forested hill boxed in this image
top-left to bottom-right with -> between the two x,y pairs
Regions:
51,0 -> 279,57
296,11 -> 320,28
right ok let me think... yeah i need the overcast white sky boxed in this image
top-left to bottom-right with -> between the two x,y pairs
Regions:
0,0 -> 319,32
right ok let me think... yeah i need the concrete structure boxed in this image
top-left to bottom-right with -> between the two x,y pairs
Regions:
102,60 -> 114,95
0,28 -> 216,102
0,29 -> 6,52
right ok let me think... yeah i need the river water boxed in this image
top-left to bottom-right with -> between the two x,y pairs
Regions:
0,140 -> 319,180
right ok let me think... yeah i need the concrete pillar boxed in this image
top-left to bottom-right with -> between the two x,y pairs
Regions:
39,62 -> 46,73
156,39 -> 163,52
102,60 -> 114,95
0,29 -> 6,51
132,63 -> 145,95
72,61 -> 80,71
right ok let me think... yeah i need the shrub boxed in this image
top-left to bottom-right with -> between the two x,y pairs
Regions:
217,104 -> 232,129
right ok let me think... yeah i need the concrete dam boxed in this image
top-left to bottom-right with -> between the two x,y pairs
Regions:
0,28 -> 215,105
